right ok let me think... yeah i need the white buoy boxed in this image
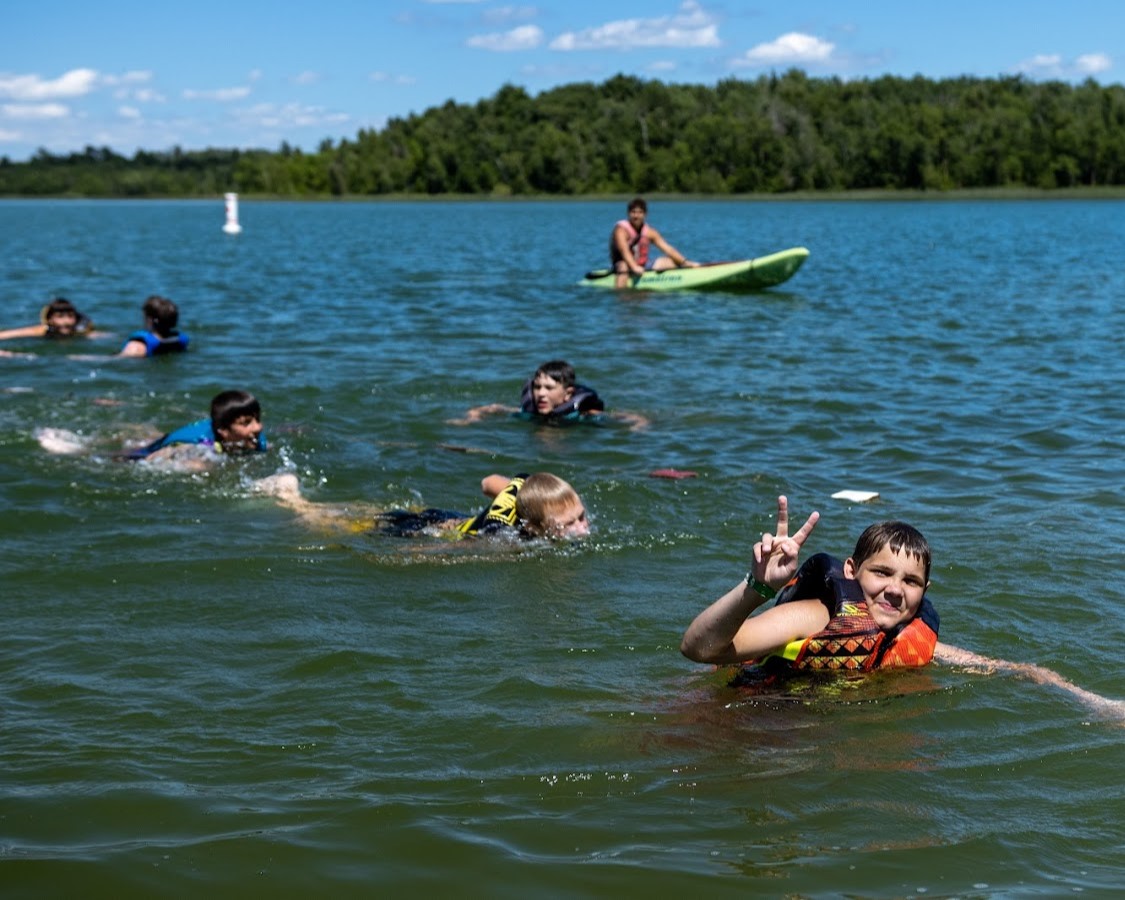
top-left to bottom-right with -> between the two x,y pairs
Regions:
222,192 -> 242,234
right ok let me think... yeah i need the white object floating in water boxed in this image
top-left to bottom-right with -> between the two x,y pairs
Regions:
35,426 -> 89,456
831,489 -> 880,503
222,192 -> 242,234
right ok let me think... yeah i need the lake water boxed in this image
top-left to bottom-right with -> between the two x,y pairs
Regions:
2,197 -> 1123,897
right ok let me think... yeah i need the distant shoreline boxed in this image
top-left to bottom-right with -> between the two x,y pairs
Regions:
4,186 -> 1125,202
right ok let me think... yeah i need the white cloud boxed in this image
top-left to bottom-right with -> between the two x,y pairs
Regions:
0,128 -> 21,141
1075,53 -> 1111,75
101,70 -> 152,87
482,5 -> 538,24
114,85 -> 166,102
1013,51 -> 1112,79
118,106 -> 141,119
293,71 -> 321,85
549,1 -> 718,51
370,71 -> 417,85
2,102 -> 69,120
234,102 -> 350,130
1015,53 -> 1062,76
647,60 -> 677,72
182,86 -> 252,101
734,32 -> 836,67
0,68 -> 98,100
467,24 -> 543,51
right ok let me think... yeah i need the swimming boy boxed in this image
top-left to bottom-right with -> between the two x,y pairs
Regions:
450,360 -> 648,431
255,471 -> 590,541
124,389 -> 266,464
681,497 -> 938,672
117,295 -> 189,357
0,298 -> 100,341
681,496 -> 1125,718
611,197 -> 699,289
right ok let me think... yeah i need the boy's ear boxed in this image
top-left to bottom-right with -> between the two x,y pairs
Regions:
563,386 -> 575,401
843,557 -> 857,579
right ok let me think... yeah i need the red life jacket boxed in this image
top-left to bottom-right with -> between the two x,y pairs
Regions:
611,220 -> 650,266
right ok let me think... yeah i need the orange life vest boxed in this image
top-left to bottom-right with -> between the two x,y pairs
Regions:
765,553 -> 939,672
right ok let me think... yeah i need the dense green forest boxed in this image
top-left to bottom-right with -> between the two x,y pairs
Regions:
3,70 -> 1125,197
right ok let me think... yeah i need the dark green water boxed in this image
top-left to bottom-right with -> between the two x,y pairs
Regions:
2,199 -> 1123,897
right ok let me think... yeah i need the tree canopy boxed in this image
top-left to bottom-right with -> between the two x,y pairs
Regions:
3,70 -> 1124,197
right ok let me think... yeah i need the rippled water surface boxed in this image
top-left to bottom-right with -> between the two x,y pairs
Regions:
2,198 -> 1124,897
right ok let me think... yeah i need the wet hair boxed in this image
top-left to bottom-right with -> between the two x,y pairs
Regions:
533,360 -> 576,390
41,297 -> 91,336
627,197 -> 647,213
142,295 -> 179,337
516,472 -> 582,538
852,521 -> 932,584
210,390 -> 261,432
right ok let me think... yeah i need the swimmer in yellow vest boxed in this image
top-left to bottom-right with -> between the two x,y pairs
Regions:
255,471 -> 590,541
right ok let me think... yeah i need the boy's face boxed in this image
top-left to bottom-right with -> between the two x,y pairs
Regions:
216,415 -> 262,453
844,546 -> 929,631
627,205 -> 646,230
544,499 -> 589,539
531,374 -> 573,414
46,310 -> 78,335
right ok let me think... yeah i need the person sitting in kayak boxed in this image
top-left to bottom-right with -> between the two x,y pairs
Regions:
254,471 -> 591,542
0,297 -> 104,342
680,495 -> 1125,719
121,389 -> 266,466
117,295 -> 189,357
448,359 -> 648,431
611,196 -> 699,288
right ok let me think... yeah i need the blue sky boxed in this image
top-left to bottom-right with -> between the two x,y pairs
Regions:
3,0 -> 1121,161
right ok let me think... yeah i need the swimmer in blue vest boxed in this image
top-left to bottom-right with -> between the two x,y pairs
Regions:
123,389 -> 266,465
117,295 -> 189,357
449,359 -> 648,431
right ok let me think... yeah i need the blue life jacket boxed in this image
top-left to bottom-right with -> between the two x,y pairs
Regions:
121,329 -> 189,356
124,417 -> 266,460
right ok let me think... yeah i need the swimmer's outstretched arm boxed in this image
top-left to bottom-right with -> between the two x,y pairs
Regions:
253,473 -> 382,532
446,403 -> 516,425
934,641 -> 1125,721
681,495 -> 821,665
610,410 -> 649,432
0,324 -> 46,340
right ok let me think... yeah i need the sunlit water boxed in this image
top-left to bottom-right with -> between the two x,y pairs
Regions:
2,198 -> 1123,896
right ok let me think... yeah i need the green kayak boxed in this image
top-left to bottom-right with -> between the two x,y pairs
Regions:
578,246 -> 809,291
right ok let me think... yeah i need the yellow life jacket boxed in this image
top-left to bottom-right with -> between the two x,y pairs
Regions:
455,475 -> 526,536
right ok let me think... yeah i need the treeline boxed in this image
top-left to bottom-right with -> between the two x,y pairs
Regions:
4,70 -> 1125,197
